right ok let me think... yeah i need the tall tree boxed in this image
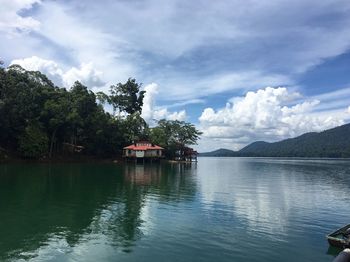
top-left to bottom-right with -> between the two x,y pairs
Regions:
109,78 -> 145,115
18,123 -> 48,159
40,90 -> 70,158
150,120 -> 202,159
122,112 -> 150,143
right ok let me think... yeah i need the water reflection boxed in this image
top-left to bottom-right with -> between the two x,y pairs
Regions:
1,159 -> 348,261
0,162 -> 197,261
197,158 -> 350,255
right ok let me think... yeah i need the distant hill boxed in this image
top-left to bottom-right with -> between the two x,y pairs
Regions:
199,123 -> 350,158
199,148 -> 237,157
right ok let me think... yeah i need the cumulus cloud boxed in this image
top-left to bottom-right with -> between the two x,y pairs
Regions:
199,87 -> 348,150
141,83 -> 158,123
0,0 -> 41,35
62,62 -> 105,88
3,0 -> 350,102
141,83 -> 187,125
153,108 -> 187,122
10,56 -> 105,88
11,56 -> 63,84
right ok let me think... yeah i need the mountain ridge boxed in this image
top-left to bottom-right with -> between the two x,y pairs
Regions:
199,123 -> 350,158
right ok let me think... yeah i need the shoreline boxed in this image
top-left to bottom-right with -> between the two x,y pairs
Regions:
3,155 -> 350,164
0,155 -> 199,164
0,155 -> 122,164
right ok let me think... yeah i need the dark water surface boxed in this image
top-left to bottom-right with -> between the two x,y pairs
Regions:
0,158 -> 350,261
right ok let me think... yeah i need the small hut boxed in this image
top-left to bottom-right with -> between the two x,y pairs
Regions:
123,141 -> 164,161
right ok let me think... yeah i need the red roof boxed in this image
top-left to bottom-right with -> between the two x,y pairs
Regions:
123,144 -> 164,151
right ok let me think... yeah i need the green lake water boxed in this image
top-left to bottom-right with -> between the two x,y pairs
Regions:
0,157 -> 349,261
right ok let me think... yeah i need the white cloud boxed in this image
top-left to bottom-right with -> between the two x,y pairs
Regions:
153,108 -> 187,122
10,55 -> 63,84
166,98 -> 205,108
141,83 -> 187,125
35,1 -> 135,89
155,71 -> 292,101
10,56 -> 105,88
0,0 -> 41,35
63,62 -> 105,88
141,83 -> 158,123
3,0 -> 350,151
3,0 -> 350,102
198,87 -> 349,151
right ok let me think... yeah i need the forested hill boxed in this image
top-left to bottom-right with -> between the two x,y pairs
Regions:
200,123 -> 350,158
0,64 -> 201,160
199,148 -> 238,157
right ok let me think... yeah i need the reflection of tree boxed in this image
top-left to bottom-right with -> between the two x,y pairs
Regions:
97,162 -> 197,252
155,163 -> 197,202
0,162 -> 197,260
0,164 -> 120,260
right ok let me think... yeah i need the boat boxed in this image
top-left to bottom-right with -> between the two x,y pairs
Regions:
327,224 -> 350,248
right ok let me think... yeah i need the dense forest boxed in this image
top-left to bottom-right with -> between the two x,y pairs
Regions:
0,64 -> 201,160
200,123 -> 350,158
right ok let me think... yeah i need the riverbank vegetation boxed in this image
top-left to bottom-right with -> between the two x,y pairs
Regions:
0,64 -> 201,160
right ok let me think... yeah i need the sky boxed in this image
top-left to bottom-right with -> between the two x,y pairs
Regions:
1,0 -> 350,152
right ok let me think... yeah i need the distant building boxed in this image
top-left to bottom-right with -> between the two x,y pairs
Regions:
123,141 -> 164,160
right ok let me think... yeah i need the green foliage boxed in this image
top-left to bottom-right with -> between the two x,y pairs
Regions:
0,65 -> 134,158
109,78 -> 145,115
202,124 -> 350,158
238,125 -> 350,157
151,119 -> 202,147
96,91 -> 110,105
19,124 -> 49,159
150,119 -> 202,158
121,112 -> 150,142
0,65 -> 202,160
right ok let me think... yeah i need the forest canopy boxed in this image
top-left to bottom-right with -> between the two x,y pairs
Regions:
0,64 -> 201,160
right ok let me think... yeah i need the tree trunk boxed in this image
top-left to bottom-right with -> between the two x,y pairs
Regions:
49,128 -> 57,158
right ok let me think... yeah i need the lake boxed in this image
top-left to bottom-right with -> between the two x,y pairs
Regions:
0,157 -> 349,261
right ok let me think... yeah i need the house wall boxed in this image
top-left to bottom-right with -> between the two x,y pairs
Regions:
124,149 -> 163,158
136,151 -> 145,158
144,150 -> 162,157
124,149 -> 137,157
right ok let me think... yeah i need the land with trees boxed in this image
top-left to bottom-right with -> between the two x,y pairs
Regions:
200,123 -> 350,158
0,64 -> 201,161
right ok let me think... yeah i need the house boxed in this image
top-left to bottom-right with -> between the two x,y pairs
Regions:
123,141 -> 164,160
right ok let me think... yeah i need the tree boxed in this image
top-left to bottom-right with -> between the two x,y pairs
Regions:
96,91 -> 110,105
150,120 -> 202,159
40,90 -> 70,158
19,123 -> 49,159
0,65 -> 55,150
109,78 -> 145,115
122,112 -> 150,143
0,64 -> 204,160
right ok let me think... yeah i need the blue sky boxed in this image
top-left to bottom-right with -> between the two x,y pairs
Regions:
1,0 -> 350,151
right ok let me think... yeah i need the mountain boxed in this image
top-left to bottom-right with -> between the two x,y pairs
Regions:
199,123 -> 350,158
199,148 -> 237,157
